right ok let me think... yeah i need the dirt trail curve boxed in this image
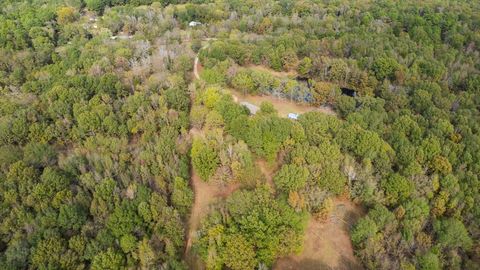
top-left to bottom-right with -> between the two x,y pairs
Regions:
193,38 -> 217,80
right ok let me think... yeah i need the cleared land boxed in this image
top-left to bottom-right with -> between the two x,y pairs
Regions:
274,199 -> 364,270
227,88 -> 336,117
246,64 -> 298,78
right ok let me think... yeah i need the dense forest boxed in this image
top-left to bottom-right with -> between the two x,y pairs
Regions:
0,0 -> 479,269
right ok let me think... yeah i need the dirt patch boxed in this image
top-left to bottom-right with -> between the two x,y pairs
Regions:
227,88 -> 336,117
274,199 -> 364,270
193,54 -> 202,80
256,159 -> 277,188
188,127 -> 202,138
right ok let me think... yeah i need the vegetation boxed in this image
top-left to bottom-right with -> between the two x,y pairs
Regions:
1,0 -> 479,269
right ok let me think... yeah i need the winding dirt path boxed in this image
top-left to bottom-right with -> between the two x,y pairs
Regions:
193,38 -> 217,80
184,166 -> 241,268
193,52 -> 201,80
184,127 -> 240,268
185,39 -> 345,269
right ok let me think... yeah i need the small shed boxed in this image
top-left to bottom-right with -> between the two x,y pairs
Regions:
189,21 -> 202,27
240,102 -> 259,115
288,113 -> 299,120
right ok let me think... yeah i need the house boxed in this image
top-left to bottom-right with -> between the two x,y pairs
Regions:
240,102 -> 259,115
189,21 -> 202,27
288,113 -> 299,120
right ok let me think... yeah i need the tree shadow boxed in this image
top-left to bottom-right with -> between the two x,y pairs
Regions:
339,207 -> 364,231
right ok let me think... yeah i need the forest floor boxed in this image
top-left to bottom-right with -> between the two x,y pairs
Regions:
274,198 -> 364,270
256,159 -> 276,188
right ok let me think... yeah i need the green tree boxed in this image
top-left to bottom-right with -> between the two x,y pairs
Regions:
223,234 -> 257,270
232,70 -> 255,95
91,248 -> 125,270
137,238 -> 156,269
191,138 -> 219,181
259,101 -> 277,115
31,237 -> 65,270
351,217 -> 378,247
418,251 -> 441,270
202,87 -> 222,109
382,173 -> 414,205
107,201 -> 142,238
23,142 -> 56,168
120,234 -> 137,253
56,7 -> 78,24
336,96 -> 356,117
274,164 -> 309,192
58,204 -> 87,230
171,177 -> 193,215
297,57 -> 312,77
372,56 -> 399,80
434,218 -> 473,250
85,0 -> 108,14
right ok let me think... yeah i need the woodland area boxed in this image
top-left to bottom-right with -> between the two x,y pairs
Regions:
0,0 -> 479,270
